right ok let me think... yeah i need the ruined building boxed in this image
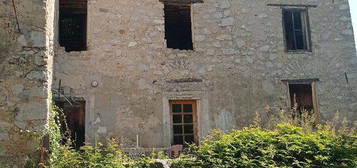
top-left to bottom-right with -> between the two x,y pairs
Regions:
1,0 -> 357,165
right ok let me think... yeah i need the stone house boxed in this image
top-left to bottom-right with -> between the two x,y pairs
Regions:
1,0 -> 357,165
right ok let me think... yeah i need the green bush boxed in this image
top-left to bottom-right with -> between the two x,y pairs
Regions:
0,164 -> 9,168
48,105 -> 156,168
47,104 -> 356,168
171,158 -> 200,168
185,124 -> 356,168
49,140 -> 165,168
49,142 -> 129,168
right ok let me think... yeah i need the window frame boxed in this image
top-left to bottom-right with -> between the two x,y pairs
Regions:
169,100 -> 198,146
282,8 -> 312,52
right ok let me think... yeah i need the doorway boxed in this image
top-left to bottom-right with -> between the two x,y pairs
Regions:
55,100 -> 86,149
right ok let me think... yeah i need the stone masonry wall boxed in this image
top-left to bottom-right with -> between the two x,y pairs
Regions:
53,0 -> 357,148
0,0 -> 54,166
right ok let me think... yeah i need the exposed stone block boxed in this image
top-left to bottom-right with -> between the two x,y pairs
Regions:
220,17 -> 234,26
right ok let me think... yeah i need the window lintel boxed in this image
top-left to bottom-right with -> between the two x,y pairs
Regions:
267,4 -> 317,8
282,78 -> 319,84
159,0 -> 203,4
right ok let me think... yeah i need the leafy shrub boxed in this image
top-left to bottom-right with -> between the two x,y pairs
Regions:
185,123 -> 356,168
48,105 -> 156,168
0,164 -> 9,168
171,158 -> 200,168
49,142 -> 129,168
49,140 -> 166,168
47,104 -> 356,168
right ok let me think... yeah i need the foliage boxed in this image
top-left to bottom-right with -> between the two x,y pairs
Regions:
183,123 -> 357,168
47,105 -> 156,168
17,104 -> 354,168
171,157 -> 200,168
0,164 -> 9,168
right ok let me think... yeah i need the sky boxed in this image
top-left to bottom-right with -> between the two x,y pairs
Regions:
349,0 -> 357,48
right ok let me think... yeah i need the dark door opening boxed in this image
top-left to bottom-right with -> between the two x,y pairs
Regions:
289,84 -> 314,118
55,100 -> 85,149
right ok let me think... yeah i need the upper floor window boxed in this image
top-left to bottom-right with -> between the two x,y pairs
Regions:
164,3 -> 193,50
59,0 -> 87,52
283,9 -> 311,52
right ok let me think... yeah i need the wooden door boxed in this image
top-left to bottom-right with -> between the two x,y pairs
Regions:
55,100 -> 85,149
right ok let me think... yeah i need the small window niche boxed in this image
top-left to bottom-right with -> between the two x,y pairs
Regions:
283,8 -> 311,52
164,3 -> 193,50
59,0 -> 87,52
286,79 -> 319,122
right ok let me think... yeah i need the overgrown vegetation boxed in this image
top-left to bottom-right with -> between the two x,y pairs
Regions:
1,105 -> 355,168
171,109 -> 357,168
175,124 -> 356,168
47,105 -> 159,168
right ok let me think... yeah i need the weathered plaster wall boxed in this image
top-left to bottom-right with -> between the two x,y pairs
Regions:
53,0 -> 357,148
0,0 -> 54,165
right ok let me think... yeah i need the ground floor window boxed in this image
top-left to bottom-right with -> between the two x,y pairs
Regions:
170,100 -> 197,146
289,84 -> 313,111
287,81 -> 318,121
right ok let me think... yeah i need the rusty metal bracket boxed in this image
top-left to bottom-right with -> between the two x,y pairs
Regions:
11,0 -> 21,33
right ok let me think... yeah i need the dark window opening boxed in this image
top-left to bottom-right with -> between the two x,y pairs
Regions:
59,0 -> 87,52
164,4 -> 193,50
170,100 -> 197,146
55,100 -> 86,149
289,84 -> 314,119
283,9 -> 311,51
